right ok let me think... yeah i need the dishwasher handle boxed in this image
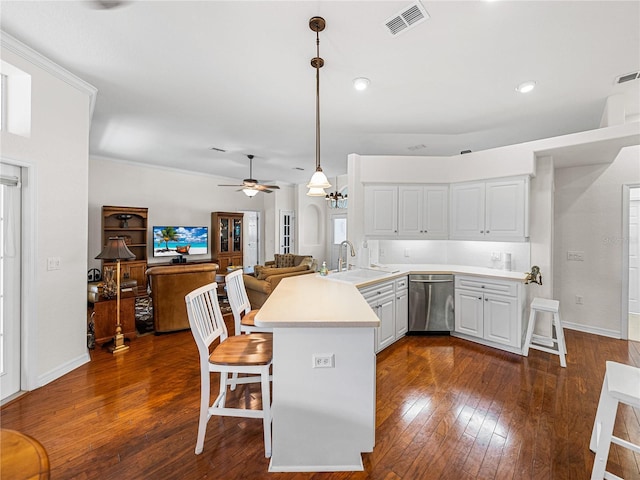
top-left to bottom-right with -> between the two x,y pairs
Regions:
410,279 -> 453,284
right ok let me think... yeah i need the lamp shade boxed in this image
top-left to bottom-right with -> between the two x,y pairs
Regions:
307,169 -> 331,189
95,237 -> 136,261
307,186 -> 328,197
243,188 -> 259,197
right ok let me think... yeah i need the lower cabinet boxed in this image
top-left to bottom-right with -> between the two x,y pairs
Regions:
454,275 -> 525,354
360,276 -> 408,353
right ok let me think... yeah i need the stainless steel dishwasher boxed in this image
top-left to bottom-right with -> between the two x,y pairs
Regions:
408,274 -> 454,334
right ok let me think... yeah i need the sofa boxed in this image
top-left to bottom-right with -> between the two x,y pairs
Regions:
243,254 -> 316,308
146,263 -> 218,333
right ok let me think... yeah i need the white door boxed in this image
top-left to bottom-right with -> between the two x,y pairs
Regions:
398,186 -> 422,235
279,210 -> 294,254
485,178 -> 525,240
450,182 -> 485,239
423,185 -> 449,239
329,214 -> 347,270
483,294 -> 517,346
376,295 -> 396,352
242,210 -> 259,272
454,290 -> 484,337
364,186 -> 398,236
629,188 -> 640,315
1,164 -> 22,402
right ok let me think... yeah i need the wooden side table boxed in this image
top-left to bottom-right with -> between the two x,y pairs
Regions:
88,291 -> 137,344
0,429 -> 50,479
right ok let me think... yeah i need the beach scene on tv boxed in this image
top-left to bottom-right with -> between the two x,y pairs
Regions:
153,226 -> 208,257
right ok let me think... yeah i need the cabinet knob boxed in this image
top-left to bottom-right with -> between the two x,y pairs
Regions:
480,230 -> 484,234
478,297 -> 482,300
486,230 -> 490,233
485,298 -> 488,301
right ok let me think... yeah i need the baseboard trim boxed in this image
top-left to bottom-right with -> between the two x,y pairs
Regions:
562,321 -> 621,339
37,351 -> 91,388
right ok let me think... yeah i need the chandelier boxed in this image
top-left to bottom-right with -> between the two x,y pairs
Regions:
325,179 -> 348,209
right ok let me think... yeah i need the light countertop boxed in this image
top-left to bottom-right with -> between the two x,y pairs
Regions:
254,274 -> 381,328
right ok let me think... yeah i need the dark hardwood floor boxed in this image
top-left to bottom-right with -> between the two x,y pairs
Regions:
2,328 -> 639,479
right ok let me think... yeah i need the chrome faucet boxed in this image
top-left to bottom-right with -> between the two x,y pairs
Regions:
338,240 -> 356,272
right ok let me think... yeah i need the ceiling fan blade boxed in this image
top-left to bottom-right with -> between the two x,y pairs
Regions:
259,184 -> 280,190
218,184 -> 244,187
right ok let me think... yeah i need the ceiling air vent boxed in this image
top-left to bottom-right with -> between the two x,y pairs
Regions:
384,1 -> 430,37
616,71 -> 640,84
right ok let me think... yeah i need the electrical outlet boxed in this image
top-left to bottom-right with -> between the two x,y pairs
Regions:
404,248 -> 410,257
575,295 -> 584,305
47,256 -> 61,271
312,353 -> 335,369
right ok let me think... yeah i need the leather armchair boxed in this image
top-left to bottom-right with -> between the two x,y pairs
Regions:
146,263 -> 218,333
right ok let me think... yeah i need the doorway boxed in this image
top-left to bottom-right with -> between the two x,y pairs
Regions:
1,163 -> 22,402
628,186 -> 640,341
242,210 -> 260,273
279,210 -> 295,254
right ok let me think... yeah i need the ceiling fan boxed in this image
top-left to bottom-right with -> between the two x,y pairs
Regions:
218,155 -> 280,196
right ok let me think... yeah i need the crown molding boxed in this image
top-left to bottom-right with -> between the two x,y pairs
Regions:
1,30 -> 98,123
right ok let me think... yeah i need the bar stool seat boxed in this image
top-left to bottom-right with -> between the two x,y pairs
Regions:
523,297 -> 567,367
590,361 -> 640,479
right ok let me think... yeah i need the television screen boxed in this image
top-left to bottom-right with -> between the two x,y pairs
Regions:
153,226 -> 208,257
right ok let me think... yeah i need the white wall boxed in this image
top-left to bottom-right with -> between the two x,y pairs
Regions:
554,145 -> 640,337
1,39 -> 94,387
296,184 -> 327,263
88,157 -> 267,270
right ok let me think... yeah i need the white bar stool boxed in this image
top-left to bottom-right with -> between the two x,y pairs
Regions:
523,297 -> 567,367
590,361 -> 640,480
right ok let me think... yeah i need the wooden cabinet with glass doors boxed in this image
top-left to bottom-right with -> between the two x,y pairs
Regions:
211,212 -> 243,271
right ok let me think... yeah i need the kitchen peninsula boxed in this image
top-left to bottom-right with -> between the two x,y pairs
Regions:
255,275 -> 380,472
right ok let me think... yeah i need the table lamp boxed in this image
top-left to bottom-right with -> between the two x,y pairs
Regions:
95,237 -> 136,354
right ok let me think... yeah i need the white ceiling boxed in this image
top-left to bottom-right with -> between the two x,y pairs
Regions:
1,0 -> 639,185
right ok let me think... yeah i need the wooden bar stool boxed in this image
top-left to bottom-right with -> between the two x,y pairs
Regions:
523,297 -> 567,367
590,361 -> 640,479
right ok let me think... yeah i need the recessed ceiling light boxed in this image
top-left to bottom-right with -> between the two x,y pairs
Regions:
516,81 -> 536,93
353,77 -> 370,91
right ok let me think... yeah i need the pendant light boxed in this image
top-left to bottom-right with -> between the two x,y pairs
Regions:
306,16 -> 331,196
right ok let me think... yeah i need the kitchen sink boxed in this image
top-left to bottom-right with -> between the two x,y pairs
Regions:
320,268 -> 396,284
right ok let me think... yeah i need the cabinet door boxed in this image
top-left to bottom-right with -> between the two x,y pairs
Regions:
454,289 -> 484,337
485,179 -> 525,240
232,217 -> 243,252
484,294 -> 518,346
395,288 -> 408,338
423,185 -> 449,239
376,295 -> 396,351
450,182 -> 485,239
219,217 -> 230,253
364,186 -> 398,236
398,186 -> 422,235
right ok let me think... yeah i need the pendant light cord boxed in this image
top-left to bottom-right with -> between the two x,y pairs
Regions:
315,30 -> 321,172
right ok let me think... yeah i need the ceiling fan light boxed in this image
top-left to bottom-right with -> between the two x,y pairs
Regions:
243,188 -> 259,197
307,169 -> 331,189
307,186 -> 328,197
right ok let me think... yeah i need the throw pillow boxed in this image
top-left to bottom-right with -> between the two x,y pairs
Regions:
256,264 -> 307,280
274,253 -> 296,268
297,256 -> 314,269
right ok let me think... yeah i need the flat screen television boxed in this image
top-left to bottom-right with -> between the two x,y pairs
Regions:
153,226 -> 208,257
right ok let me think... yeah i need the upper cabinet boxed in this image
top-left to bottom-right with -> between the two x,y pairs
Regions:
450,177 -> 528,241
398,185 -> 448,239
364,185 -> 398,237
364,185 -> 449,239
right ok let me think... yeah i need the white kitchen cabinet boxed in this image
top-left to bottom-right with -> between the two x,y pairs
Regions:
453,275 -> 525,354
394,277 -> 409,338
360,276 -> 408,353
398,185 -> 448,238
450,177 -> 528,241
364,185 -> 398,236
